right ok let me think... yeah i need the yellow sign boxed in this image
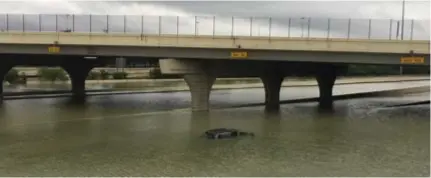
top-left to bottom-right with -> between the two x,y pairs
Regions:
231,52 -> 248,58
400,56 -> 424,64
48,46 -> 60,53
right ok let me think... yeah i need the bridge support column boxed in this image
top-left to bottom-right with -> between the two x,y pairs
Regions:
184,73 -> 216,112
159,58 -> 216,112
62,63 -> 93,102
0,64 -> 14,104
315,64 -> 338,111
261,70 -> 285,112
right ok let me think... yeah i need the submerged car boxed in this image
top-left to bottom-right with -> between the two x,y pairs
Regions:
204,128 -> 255,139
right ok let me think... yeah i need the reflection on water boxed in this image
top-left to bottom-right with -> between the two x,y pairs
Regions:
3,79 -> 264,92
0,91 -> 429,176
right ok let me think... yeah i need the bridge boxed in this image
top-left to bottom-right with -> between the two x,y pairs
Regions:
0,14 -> 430,112
0,32 -> 429,64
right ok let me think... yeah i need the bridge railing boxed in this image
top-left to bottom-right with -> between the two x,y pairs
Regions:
0,14 -> 429,41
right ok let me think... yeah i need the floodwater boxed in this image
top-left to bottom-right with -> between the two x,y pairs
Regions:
0,83 -> 429,176
3,78 -> 265,92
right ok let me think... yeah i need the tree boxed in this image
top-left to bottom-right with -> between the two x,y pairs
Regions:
37,68 -> 69,82
112,71 -> 128,79
4,68 -> 19,84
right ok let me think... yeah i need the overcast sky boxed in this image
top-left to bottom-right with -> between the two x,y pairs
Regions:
0,0 -> 429,40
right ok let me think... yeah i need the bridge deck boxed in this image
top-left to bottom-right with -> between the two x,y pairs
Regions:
0,32 -> 429,54
0,32 -> 429,66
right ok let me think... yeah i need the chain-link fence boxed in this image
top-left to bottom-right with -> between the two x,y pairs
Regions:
0,14 -> 429,40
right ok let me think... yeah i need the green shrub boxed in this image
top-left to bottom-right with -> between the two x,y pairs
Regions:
38,67 -> 69,82
4,68 -> 20,84
99,69 -> 111,80
87,71 -> 101,80
148,67 -> 162,79
112,71 -> 128,79
17,72 -> 27,84
147,67 -> 182,79
57,72 -> 69,81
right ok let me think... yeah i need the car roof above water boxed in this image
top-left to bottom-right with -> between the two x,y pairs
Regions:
206,128 -> 238,133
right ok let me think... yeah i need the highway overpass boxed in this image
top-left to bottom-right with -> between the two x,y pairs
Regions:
0,15 -> 430,112
0,32 -> 429,65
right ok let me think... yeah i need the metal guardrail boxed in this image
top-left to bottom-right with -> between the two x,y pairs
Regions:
0,14 -> 429,40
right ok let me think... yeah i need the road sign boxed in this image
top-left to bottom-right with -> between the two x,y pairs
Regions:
48,46 -> 60,53
231,52 -> 248,59
400,56 -> 424,64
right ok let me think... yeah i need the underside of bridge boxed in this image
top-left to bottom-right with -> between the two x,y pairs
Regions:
0,54 -> 111,103
0,54 -> 351,112
159,58 -> 348,112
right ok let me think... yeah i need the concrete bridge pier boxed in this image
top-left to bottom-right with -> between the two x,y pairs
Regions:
315,64 -> 339,111
0,63 -> 14,104
184,73 -> 216,112
261,71 -> 285,112
62,63 -> 94,103
159,58 -> 216,112
0,84 -> 3,103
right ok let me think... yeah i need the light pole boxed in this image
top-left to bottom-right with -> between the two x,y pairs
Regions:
401,0 -> 406,40
300,17 -> 305,38
257,24 -> 261,36
194,16 -> 199,36
196,21 -> 200,35
400,0 -> 406,75
66,14 -> 70,30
